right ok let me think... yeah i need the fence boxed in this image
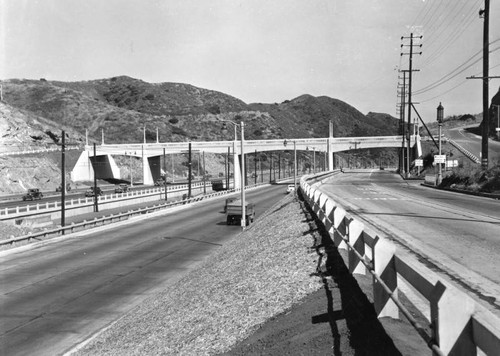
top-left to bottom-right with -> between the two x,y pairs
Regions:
447,138 -> 481,164
300,173 -> 500,355
0,146 -> 80,157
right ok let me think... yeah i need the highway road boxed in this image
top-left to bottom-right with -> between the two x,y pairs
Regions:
0,184 -> 289,356
318,169 -> 500,317
446,125 -> 500,164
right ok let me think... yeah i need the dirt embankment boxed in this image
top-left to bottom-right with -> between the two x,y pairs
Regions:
72,193 -> 427,356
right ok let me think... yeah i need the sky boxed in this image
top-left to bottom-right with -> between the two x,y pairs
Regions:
1,0 -> 499,123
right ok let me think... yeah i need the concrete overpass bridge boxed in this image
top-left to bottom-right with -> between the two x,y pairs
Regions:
72,131 -> 421,186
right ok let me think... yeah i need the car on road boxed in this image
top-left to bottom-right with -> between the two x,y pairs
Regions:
85,186 -> 103,197
286,184 -> 295,193
114,184 -> 129,193
154,177 -> 166,186
22,188 -> 43,201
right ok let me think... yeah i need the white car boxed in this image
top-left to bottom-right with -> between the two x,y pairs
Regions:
286,184 -> 295,193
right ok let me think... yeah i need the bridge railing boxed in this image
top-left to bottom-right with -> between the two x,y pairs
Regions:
447,138 -> 481,164
85,135 -> 413,153
300,173 -> 500,355
0,146 -> 80,157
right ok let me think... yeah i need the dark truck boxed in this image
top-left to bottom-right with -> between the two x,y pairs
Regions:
85,186 -> 103,197
225,199 -> 255,226
22,188 -> 43,201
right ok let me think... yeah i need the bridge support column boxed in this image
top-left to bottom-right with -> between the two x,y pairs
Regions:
328,150 -> 334,171
71,151 -> 93,182
71,152 -> 120,182
328,120 -> 334,171
142,155 -> 155,186
233,151 -> 241,191
142,156 -> 161,186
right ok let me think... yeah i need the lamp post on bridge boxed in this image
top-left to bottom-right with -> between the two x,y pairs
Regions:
221,119 -> 246,230
283,139 -> 297,197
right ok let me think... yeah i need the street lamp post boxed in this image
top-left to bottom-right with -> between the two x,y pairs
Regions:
283,140 -> 297,197
313,147 -> 316,173
221,120 -> 246,229
437,102 -> 444,186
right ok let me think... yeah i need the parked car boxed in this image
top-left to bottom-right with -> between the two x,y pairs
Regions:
286,184 -> 295,193
85,186 -> 103,197
154,177 -> 165,186
22,188 -> 43,201
114,184 -> 129,193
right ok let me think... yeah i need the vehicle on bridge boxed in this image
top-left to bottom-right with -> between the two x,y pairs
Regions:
212,179 -> 227,191
85,186 -> 103,197
225,200 -> 255,226
22,188 -> 43,201
286,184 -> 295,193
114,184 -> 129,193
154,177 -> 165,186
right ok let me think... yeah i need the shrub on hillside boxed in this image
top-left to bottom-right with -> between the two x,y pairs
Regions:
207,104 -> 220,115
169,118 -> 179,124
172,126 -> 188,136
440,162 -> 500,192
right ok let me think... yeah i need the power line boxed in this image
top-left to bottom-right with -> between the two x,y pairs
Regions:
414,42 -> 500,95
418,61 -> 500,104
422,0 -> 480,51
420,7 -> 480,68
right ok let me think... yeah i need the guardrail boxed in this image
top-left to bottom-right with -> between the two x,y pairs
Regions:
447,138 -> 481,164
300,174 -> 500,355
0,182 -> 208,219
0,146 -> 80,156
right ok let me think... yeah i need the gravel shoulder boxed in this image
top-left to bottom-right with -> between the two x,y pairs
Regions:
70,193 -> 428,355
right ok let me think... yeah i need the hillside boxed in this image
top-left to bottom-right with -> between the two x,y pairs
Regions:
0,76 -> 402,193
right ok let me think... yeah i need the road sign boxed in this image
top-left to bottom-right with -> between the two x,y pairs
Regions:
415,159 -> 423,166
434,155 -> 446,164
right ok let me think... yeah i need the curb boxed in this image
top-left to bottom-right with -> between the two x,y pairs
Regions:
420,182 -> 500,199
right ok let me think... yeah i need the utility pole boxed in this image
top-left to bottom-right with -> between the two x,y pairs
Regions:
495,105 -> 500,140
401,33 -> 422,178
482,0 -> 490,169
397,71 -> 407,174
61,132 -> 66,230
53,130 -> 79,232
466,1 -> 499,169
93,143 -> 98,213
188,142 -> 192,199
163,148 -> 167,201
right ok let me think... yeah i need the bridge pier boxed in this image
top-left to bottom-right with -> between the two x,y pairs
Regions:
71,151 -> 121,182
